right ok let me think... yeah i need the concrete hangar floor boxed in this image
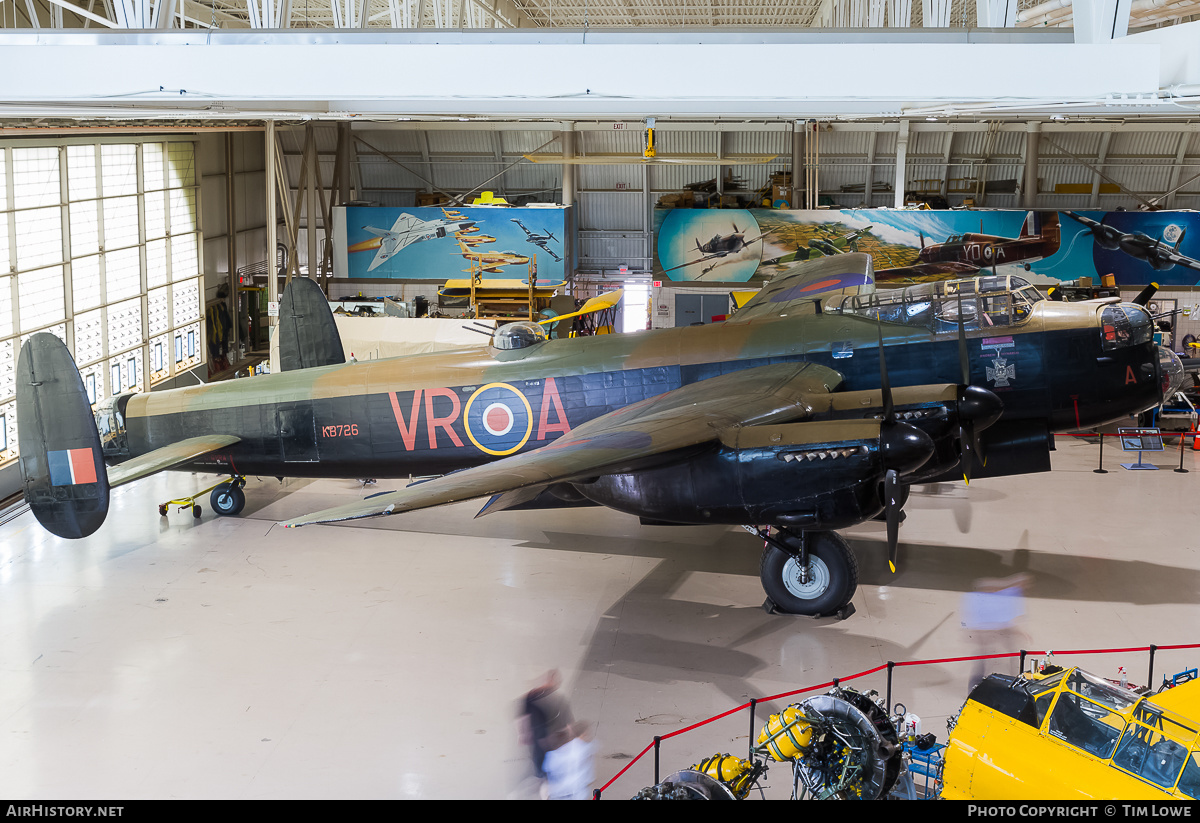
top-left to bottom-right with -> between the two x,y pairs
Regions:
0,435 -> 1196,800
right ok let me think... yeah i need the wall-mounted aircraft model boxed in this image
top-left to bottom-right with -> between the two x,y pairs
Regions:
352,208 -> 478,272
1064,211 -> 1200,274
15,255 -> 1182,619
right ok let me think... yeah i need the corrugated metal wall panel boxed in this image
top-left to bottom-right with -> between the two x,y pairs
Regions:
579,191 -> 643,231
649,164 -> 721,191
578,163 -> 644,190
578,234 -> 649,270
425,130 -> 499,155
356,130 -> 424,155
580,130 -> 644,155
724,130 -> 790,156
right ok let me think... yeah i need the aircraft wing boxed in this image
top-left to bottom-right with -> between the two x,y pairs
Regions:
731,252 -> 875,321
875,260 -> 978,284
659,252 -> 726,274
106,434 -> 242,488
1152,248 -> 1200,272
281,361 -> 842,528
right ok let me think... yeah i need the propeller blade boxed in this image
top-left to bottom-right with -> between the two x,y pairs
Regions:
957,288 -> 970,385
885,468 -> 901,573
1132,282 -> 1159,307
877,319 -> 894,423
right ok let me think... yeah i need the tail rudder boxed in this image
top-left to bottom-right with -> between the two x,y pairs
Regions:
16,334 -> 110,539
278,277 -> 347,372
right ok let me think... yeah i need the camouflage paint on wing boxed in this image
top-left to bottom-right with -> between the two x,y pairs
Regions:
281,360 -> 844,527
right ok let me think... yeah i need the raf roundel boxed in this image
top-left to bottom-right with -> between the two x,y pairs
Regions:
464,383 -> 533,456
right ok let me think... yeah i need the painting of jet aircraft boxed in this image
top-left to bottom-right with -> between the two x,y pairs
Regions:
510,218 -> 562,262
352,208 -> 479,272
338,206 -> 568,281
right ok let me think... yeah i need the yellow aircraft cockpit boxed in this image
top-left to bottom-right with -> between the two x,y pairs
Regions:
833,274 -> 1047,333
942,665 -> 1200,800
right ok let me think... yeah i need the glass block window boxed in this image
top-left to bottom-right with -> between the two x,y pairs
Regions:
0,402 -> 15,465
100,145 -> 138,197
173,278 -> 201,326
18,265 -> 65,332
15,207 -> 63,271
103,195 -> 140,250
143,143 -> 165,192
72,254 -> 102,312
67,146 -> 98,202
171,233 -> 198,282
70,201 -> 101,257
104,246 -> 141,303
0,339 -> 13,405
148,287 -> 170,337
74,309 -> 104,366
145,190 -> 167,240
12,147 -> 60,209
0,277 -> 11,339
106,297 -> 143,355
0,139 -> 203,468
146,239 -> 168,289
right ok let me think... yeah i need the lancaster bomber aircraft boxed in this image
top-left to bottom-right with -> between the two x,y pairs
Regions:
15,254 -> 1183,618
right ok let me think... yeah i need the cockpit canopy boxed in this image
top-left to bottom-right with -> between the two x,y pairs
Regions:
833,274 -> 1046,333
492,321 -> 548,350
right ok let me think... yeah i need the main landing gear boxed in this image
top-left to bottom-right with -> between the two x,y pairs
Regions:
157,476 -> 246,520
748,527 -> 859,619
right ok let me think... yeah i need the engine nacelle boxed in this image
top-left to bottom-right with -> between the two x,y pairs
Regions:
574,419 -> 931,529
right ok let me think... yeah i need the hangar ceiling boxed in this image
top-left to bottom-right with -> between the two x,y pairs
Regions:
0,0 -> 1196,31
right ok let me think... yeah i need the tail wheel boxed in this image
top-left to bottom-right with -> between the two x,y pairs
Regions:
760,531 -> 859,616
210,482 -> 246,517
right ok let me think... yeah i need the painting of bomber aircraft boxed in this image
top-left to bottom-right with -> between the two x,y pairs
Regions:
656,208 -> 1200,287
14,254 -> 1184,619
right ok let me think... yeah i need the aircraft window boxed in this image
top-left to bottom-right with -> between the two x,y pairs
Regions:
1178,752 -> 1200,798
492,321 -> 548,350
1035,691 -> 1056,728
1101,305 -> 1153,351
1048,691 -> 1125,758
980,294 -> 1011,327
1067,668 -> 1139,712
1113,721 -> 1190,790
1027,670 -> 1068,697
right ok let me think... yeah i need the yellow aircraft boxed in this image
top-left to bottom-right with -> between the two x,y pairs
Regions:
942,666 -> 1200,799
455,241 -> 530,274
456,234 -> 498,247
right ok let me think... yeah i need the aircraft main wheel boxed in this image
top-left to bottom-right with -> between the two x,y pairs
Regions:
760,531 -> 858,616
210,482 -> 246,516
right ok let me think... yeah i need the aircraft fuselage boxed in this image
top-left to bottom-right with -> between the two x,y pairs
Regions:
110,299 -> 1171,486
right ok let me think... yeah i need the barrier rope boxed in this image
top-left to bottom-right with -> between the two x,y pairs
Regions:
595,641 -> 1200,797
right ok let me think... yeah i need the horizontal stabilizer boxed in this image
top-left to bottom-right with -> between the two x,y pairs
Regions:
17,333 -> 110,539
107,435 -> 242,488
278,277 -> 346,372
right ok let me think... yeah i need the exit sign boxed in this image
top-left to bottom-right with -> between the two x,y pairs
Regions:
613,123 -> 626,130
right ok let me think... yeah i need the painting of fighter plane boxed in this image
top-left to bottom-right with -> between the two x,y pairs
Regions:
875,212 -> 1061,283
656,210 -> 778,281
350,208 -> 479,272
510,219 -> 563,262
1064,211 -> 1200,275
456,241 -> 530,274
338,205 -> 568,281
